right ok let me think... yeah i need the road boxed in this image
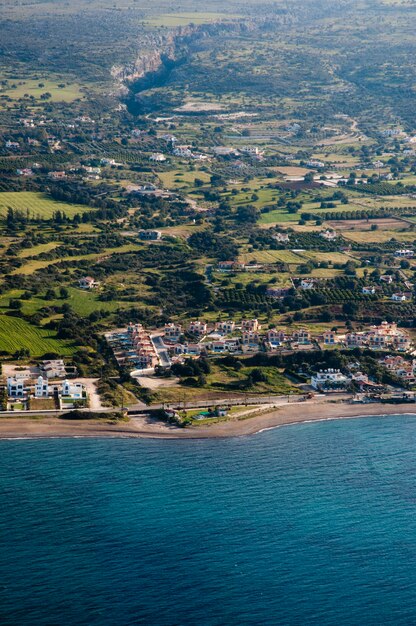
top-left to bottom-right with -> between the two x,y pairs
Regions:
151,335 -> 171,367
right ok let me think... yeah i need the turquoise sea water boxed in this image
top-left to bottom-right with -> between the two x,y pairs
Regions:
1,415 -> 416,625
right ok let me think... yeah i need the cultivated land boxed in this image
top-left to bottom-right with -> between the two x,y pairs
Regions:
0,192 -> 92,219
1,0 -> 416,421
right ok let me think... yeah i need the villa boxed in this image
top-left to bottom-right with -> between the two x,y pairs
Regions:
311,369 -> 349,390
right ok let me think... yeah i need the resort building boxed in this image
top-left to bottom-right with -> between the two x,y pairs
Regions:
7,377 -> 26,398
34,376 -> 49,398
311,369 -> 349,390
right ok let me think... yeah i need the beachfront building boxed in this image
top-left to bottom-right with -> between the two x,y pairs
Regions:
7,377 -> 26,398
34,376 -> 49,398
311,369 -> 349,391
62,380 -> 85,399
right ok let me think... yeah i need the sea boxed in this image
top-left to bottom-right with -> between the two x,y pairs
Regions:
1,415 -> 416,625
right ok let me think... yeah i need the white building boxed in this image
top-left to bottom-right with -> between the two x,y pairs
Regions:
273,232 -> 290,243
62,380 -> 84,399
7,377 -> 26,398
395,249 -> 414,258
34,376 -> 49,398
311,369 -> 349,390
150,153 -> 166,162
320,229 -> 337,241
79,276 -> 100,289
41,359 -> 67,379
164,323 -> 182,342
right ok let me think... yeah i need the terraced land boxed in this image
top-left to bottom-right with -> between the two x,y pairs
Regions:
0,315 -> 77,356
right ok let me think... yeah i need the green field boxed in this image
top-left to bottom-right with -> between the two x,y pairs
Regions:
0,78 -> 83,103
0,192 -> 91,219
0,315 -> 76,356
0,287 -> 131,317
240,250 -> 305,264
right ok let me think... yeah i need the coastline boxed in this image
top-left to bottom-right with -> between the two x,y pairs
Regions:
0,400 -> 415,440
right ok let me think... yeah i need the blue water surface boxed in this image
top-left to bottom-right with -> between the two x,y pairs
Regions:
1,415 -> 416,625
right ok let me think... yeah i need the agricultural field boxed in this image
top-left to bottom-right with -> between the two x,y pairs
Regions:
0,314 -> 77,356
0,288 -> 131,317
342,230 -> 416,243
239,250 -> 305,264
0,77 -> 84,103
0,192 -> 92,219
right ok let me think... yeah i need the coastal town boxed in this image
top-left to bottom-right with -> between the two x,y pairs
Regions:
1,0 -> 416,433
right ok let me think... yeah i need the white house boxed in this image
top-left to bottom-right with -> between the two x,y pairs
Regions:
391,293 -> 407,302
320,230 -> 337,241
62,380 -> 84,399
7,377 -> 26,398
34,376 -> 49,398
395,249 -> 414,258
79,276 -> 100,289
40,359 -> 67,379
362,286 -> 376,295
300,279 -> 316,290
311,369 -> 349,390
150,153 -> 166,162
273,232 -> 290,243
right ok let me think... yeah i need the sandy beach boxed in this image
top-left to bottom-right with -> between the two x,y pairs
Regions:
0,400 -> 415,440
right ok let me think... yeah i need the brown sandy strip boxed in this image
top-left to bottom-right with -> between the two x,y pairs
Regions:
0,401 -> 415,440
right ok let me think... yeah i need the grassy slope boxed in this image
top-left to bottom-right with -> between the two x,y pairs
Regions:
0,315 -> 76,356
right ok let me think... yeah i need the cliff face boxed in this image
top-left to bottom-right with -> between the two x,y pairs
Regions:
111,20 -> 258,94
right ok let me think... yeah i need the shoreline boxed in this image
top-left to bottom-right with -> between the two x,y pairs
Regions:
0,401 -> 415,440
